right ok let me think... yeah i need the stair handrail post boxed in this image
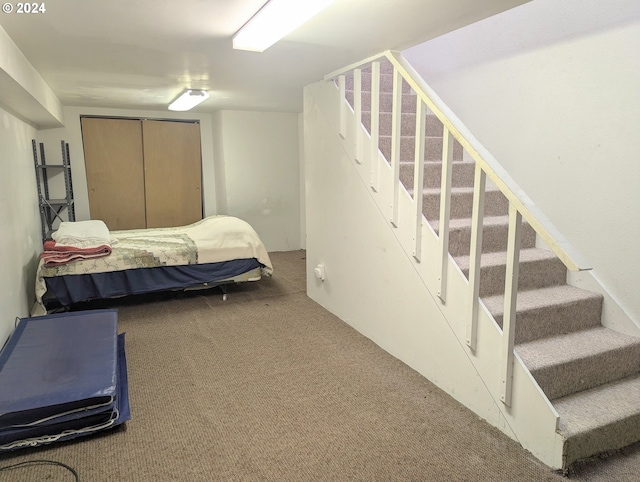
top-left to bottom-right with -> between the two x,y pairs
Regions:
370,61 -> 381,192
412,98 -> 426,261
500,203 -> 523,407
466,163 -> 486,352
338,75 -> 347,140
353,68 -> 363,164
390,67 -> 403,228
437,128 -> 454,302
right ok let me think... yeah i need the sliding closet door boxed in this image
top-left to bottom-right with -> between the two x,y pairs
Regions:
142,120 -> 203,228
81,117 -> 146,230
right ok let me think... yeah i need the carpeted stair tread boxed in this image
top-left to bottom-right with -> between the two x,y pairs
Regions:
516,327 -> 640,400
378,134 -> 464,163
431,214 -> 508,231
346,91 -> 418,113
411,185 -> 500,196
431,214 -> 535,233
406,186 -> 508,221
456,246 -> 559,272
363,112 -> 444,137
454,247 -> 567,297
555,374 -> 640,436
482,284 -> 604,343
516,327 -> 640,368
431,215 -> 537,257
482,284 -> 603,316
554,374 -> 640,467
399,161 -> 475,189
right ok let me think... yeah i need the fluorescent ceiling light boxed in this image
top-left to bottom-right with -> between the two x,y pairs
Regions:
233,0 -> 335,52
168,89 -> 209,111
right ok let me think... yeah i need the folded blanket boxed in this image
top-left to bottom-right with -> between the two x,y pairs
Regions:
41,240 -> 112,267
52,220 -> 111,249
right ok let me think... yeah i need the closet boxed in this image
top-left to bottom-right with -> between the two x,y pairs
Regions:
81,117 -> 203,230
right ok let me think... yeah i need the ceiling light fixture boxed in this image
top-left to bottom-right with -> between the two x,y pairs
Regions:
233,0 -> 335,52
168,89 -> 209,111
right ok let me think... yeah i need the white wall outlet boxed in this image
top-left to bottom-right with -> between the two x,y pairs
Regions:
313,263 -> 325,281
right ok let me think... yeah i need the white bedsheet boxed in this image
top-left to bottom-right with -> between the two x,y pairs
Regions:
52,219 -> 111,248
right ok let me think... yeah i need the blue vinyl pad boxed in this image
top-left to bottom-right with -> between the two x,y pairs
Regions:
0,309 -> 130,451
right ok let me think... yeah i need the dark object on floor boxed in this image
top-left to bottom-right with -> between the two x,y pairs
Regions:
0,309 -> 130,451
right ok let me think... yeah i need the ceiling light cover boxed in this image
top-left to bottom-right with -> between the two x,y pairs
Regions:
233,0 -> 335,52
168,90 -> 209,111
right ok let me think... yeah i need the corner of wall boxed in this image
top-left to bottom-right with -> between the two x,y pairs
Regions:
0,25 -> 64,128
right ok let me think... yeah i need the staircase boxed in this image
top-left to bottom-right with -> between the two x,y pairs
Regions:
328,53 -> 640,469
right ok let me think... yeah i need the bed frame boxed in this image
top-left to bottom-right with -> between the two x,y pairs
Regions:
40,259 -> 265,311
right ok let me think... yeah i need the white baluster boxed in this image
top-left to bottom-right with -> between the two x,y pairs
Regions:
437,128 -> 454,302
370,61 -> 380,192
338,75 -> 346,140
467,163 -> 486,351
501,204 -> 522,407
390,67 -> 402,227
412,98 -> 426,261
354,68 -> 363,164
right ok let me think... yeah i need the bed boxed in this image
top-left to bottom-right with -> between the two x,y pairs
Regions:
33,216 -> 273,314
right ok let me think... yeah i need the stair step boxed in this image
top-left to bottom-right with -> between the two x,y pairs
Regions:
379,135 -> 464,163
516,327 -> 640,400
346,90 -> 417,114
482,284 -> 603,343
431,215 -> 537,257
400,160 -> 475,190
414,186 -> 508,221
455,247 -> 567,298
362,111 -> 443,137
554,374 -> 640,467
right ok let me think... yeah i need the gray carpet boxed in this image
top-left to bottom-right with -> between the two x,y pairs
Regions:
0,250 -> 639,481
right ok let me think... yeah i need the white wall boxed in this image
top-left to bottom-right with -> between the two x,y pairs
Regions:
0,107 -> 41,345
404,0 -> 640,323
214,110 -> 301,252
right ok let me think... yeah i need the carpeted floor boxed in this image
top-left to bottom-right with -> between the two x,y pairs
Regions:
1,250 -> 639,481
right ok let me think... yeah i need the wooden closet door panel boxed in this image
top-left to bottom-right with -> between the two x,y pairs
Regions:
142,120 -> 203,228
81,117 -> 146,230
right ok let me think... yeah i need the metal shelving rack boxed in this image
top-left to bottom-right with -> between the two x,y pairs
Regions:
33,139 -> 75,241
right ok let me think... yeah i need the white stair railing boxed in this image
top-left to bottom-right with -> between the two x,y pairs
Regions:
325,49 -> 592,408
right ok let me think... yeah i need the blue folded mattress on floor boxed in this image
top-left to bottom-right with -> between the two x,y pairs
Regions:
0,309 -> 130,451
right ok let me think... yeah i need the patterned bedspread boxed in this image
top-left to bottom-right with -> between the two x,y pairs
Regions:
39,231 -> 198,278
34,216 -> 273,312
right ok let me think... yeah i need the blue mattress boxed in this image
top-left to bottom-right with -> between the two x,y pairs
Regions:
42,257 -> 263,309
0,309 -> 130,451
